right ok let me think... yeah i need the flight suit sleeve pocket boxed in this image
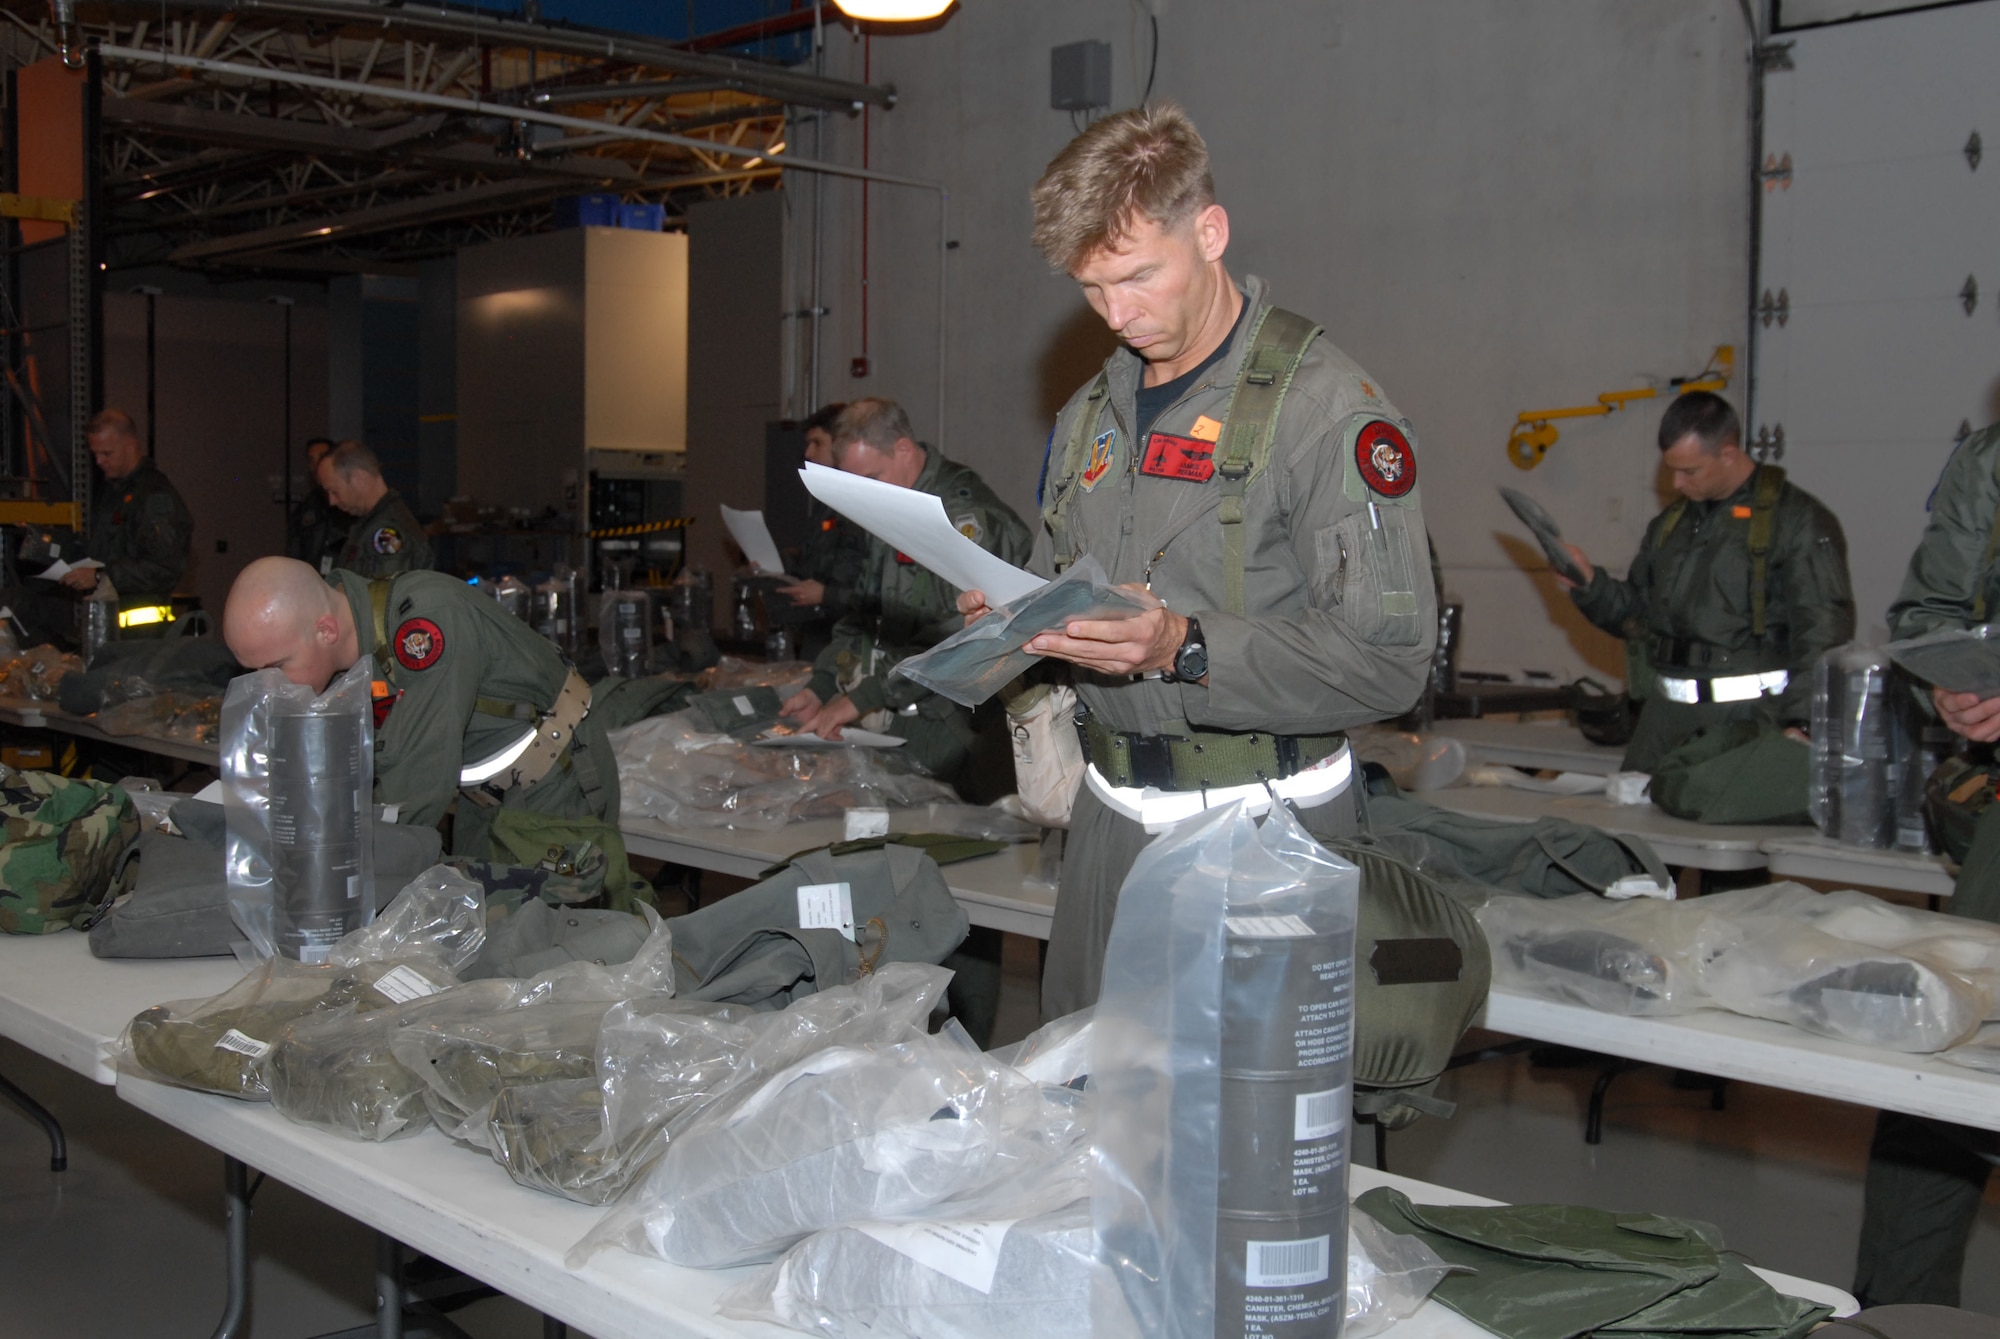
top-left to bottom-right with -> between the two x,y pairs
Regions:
1325,508 -> 1425,647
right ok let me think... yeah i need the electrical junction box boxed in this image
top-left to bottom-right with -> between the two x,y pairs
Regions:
1051,40 -> 1112,112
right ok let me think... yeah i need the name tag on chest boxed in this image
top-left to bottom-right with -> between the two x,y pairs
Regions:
1140,432 -> 1215,483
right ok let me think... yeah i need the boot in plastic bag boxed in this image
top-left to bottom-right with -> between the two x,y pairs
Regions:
569,1020 -> 1032,1269
1476,893 -> 1704,1017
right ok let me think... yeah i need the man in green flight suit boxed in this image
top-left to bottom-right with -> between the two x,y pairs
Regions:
1845,419 -> 2000,1308
287,437 -> 348,573
777,402 -> 867,659
13,408 -> 193,644
221,556 -> 616,864
1560,391 -> 1855,774
320,441 -> 434,579
779,396 -> 1032,790
957,104 -> 1438,1020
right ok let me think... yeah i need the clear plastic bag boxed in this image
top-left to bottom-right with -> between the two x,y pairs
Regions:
392,996 -> 627,1146
221,658 -> 377,961
1691,885 -> 1992,1052
1476,893 -> 1706,1017
506,964 -> 951,1206
991,1008 -> 1093,1087
611,709 -> 959,829
569,1022 -> 1027,1269
1941,1022 -> 2000,1074
892,556 -> 1159,708
1810,646 -> 1906,849
1091,801 -> 1359,1339
1344,1211 -> 1457,1339
121,955 -> 458,1100
327,865 -> 487,975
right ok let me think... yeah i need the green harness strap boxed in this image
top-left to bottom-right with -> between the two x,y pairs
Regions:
1651,464 -> 1787,638
368,577 -> 539,722
1212,306 -> 1320,615
1038,305 -> 1321,614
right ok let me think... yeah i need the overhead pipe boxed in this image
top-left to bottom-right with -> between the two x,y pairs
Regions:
96,43 -> 952,446
109,0 -> 896,112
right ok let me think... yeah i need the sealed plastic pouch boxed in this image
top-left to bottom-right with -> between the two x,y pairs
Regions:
221,658 -> 377,961
1476,893 -> 1705,1016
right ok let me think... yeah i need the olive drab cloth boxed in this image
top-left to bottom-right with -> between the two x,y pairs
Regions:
288,485 -> 348,572
1570,464 -> 1854,773
804,443 -> 1032,782
1034,275 -> 1437,1020
88,459 -> 193,605
0,770 -> 139,934
1357,1188 -> 1832,1339
331,569 -> 617,856
336,487 -> 434,579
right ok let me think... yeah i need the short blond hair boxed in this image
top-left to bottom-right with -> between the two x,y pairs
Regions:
830,397 -> 914,466
1031,102 -> 1215,274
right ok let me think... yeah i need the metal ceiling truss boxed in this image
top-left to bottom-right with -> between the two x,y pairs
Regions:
0,0 -> 878,273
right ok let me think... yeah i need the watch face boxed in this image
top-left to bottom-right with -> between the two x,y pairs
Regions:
1177,642 -> 1208,681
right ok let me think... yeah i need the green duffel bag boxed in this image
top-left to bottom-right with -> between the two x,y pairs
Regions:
1649,721 -> 1812,825
1330,837 -> 1493,1130
0,768 -> 140,934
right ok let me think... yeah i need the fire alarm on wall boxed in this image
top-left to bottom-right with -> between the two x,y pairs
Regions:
851,357 -> 870,378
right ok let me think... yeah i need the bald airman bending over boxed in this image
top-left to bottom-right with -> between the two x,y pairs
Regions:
223,556 -> 613,859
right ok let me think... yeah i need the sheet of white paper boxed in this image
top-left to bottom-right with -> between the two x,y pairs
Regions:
719,505 -> 788,576
752,726 -> 907,749
801,462 -> 1045,604
34,557 -> 103,581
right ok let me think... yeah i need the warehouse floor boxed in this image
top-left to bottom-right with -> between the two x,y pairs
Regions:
3,931 -> 1995,1337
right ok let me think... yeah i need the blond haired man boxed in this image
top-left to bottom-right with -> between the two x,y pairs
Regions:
964,103 -> 1437,1018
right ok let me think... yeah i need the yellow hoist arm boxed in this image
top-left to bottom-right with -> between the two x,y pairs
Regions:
1507,346 -> 1734,469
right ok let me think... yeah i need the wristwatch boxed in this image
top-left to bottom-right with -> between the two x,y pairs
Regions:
1167,617 -> 1208,684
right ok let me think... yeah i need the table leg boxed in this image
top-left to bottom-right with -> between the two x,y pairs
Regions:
377,1232 -> 403,1339
0,1068 -> 66,1170
210,1156 -> 253,1339
1586,1059 -> 1643,1145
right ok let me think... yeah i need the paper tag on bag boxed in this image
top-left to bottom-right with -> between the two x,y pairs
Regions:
371,965 -> 443,1004
214,1029 -> 272,1060
797,881 -> 857,941
844,807 -> 891,840
733,695 -> 755,716
855,1219 -> 1019,1295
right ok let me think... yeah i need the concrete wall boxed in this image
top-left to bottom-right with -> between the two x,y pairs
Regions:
685,192 -> 785,587
794,0 -> 1758,684
101,291 -> 328,619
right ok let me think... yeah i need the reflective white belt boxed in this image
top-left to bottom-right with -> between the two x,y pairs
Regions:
458,726 -> 540,786
117,603 -> 172,629
1085,742 -> 1354,834
1657,669 -> 1789,705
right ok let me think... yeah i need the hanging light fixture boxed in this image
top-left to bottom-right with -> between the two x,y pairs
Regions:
832,0 -> 955,20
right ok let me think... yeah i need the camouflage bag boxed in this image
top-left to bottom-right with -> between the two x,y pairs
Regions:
0,768 -> 140,934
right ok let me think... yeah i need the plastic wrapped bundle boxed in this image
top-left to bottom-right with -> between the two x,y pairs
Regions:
1941,1023 -> 2000,1074
610,709 -> 959,829
1344,1213 -> 1457,1339
569,1025 -> 1027,1269
267,978 -> 517,1140
1476,894 -> 1703,1017
327,865 -> 487,975
393,997 -> 621,1145
719,1200 -> 1100,1339
1693,892 -> 1990,1052
501,964 -> 947,1206
124,956 -> 456,1099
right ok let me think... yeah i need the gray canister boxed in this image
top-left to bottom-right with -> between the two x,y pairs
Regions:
268,709 -> 367,962
1216,917 -> 1353,1339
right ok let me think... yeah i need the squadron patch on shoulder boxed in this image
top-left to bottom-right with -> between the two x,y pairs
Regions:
1354,420 -> 1416,498
1081,429 -> 1116,491
372,525 -> 404,555
393,617 -> 445,672
955,514 -> 983,543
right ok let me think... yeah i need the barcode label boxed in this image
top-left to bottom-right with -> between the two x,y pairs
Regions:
372,965 -> 441,1004
1226,914 -> 1316,939
1245,1235 -> 1331,1289
733,695 -> 755,716
346,874 -> 362,902
214,1029 -> 272,1060
1294,1088 -> 1345,1141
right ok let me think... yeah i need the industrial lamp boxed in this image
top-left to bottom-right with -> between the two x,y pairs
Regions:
832,0 -> 955,19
